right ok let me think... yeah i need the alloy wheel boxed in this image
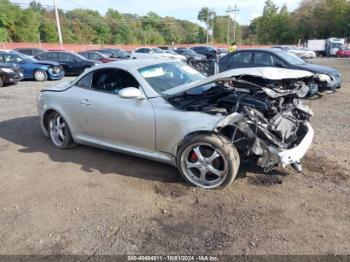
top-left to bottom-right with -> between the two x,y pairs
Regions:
34,70 -> 47,81
180,142 -> 228,188
49,114 -> 66,147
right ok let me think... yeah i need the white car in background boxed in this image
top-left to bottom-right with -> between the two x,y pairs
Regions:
131,47 -> 186,62
300,47 -> 316,59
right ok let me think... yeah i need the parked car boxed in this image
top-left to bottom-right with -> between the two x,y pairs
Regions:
163,50 -> 187,62
190,46 -> 218,60
0,50 -> 64,81
219,48 -> 341,92
0,63 -> 23,87
272,46 -> 307,58
131,47 -> 186,61
38,60 -> 314,189
101,48 -> 130,59
299,47 -> 316,59
336,46 -> 350,57
92,49 -> 121,59
35,51 -> 100,76
174,48 -> 207,64
78,51 -> 118,63
13,48 -> 46,57
158,46 -> 176,51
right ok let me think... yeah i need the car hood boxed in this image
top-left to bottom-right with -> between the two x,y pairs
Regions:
163,67 -> 314,97
33,60 -> 60,67
296,63 -> 338,75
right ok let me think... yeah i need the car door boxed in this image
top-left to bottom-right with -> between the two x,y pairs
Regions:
76,68 -> 156,152
253,51 -> 286,68
59,53 -> 81,75
219,51 -> 253,72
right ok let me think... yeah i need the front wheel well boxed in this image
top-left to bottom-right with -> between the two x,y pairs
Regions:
43,109 -> 57,132
177,130 -> 231,155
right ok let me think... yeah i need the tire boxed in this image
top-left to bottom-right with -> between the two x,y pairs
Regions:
33,69 -> 48,81
0,76 -> 3,88
176,133 -> 240,189
48,111 -> 75,149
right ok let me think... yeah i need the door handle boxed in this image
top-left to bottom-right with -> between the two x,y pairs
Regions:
80,99 -> 91,106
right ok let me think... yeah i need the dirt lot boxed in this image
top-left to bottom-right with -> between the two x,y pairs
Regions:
0,58 -> 349,256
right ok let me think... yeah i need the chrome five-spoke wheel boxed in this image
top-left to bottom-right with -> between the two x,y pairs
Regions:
48,112 -> 75,149
177,134 -> 240,189
49,114 -> 66,147
181,143 -> 228,188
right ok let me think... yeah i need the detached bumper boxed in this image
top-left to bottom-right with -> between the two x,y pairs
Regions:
48,70 -> 65,80
327,78 -> 341,90
260,123 -> 314,170
278,123 -> 314,167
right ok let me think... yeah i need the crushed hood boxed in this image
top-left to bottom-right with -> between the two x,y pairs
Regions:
163,67 -> 314,97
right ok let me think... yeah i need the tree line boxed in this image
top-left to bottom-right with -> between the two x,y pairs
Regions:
0,0 -> 206,44
249,0 -> 350,45
0,0 -> 349,45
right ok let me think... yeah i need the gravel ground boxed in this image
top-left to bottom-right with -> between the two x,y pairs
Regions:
0,58 -> 349,256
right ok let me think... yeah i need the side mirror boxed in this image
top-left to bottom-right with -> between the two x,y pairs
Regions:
118,87 -> 145,100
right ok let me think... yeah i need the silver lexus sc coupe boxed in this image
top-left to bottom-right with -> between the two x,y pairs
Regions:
38,59 -> 314,189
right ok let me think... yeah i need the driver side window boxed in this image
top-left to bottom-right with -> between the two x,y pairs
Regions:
254,52 -> 283,66
3,54 -> 22,63
90,69 -> 140,94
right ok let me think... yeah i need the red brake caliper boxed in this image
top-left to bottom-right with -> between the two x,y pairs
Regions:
191,151 -> 198,162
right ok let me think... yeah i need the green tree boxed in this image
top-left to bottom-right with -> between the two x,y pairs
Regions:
198,7 -> 210,43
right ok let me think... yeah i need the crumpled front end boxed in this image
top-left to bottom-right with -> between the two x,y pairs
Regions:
316,73 -> 341,92
166,67 -> 316,172
215,108 -> 314,172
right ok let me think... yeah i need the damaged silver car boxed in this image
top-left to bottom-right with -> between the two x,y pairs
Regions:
38,60 -> 314,189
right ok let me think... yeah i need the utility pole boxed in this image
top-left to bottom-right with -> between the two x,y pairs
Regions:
209,9 -> 216,45
206,18 -> 209,44
53,0 -> 63,48
232,3 -> 239,42
38,31 -> 41,48
226,6 -> 232,45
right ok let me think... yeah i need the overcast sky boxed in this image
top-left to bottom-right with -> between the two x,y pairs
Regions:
16,0 -> 302,25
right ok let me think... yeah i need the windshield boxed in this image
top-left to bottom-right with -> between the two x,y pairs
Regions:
10,52 -> 36,62
206,46 -> 217,52
152,48 -> 165,54
331,43 -> 342,49
110,49 -> 129,57
181,49 -> 197,56
138,62 -> 205,93
277,50 -> 305,65
73,53 -> 87,60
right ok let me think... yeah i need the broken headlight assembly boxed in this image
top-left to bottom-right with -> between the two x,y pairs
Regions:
316,73 -> 331,82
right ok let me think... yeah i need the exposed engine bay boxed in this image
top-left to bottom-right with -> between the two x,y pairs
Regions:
166,73 -> 314,172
